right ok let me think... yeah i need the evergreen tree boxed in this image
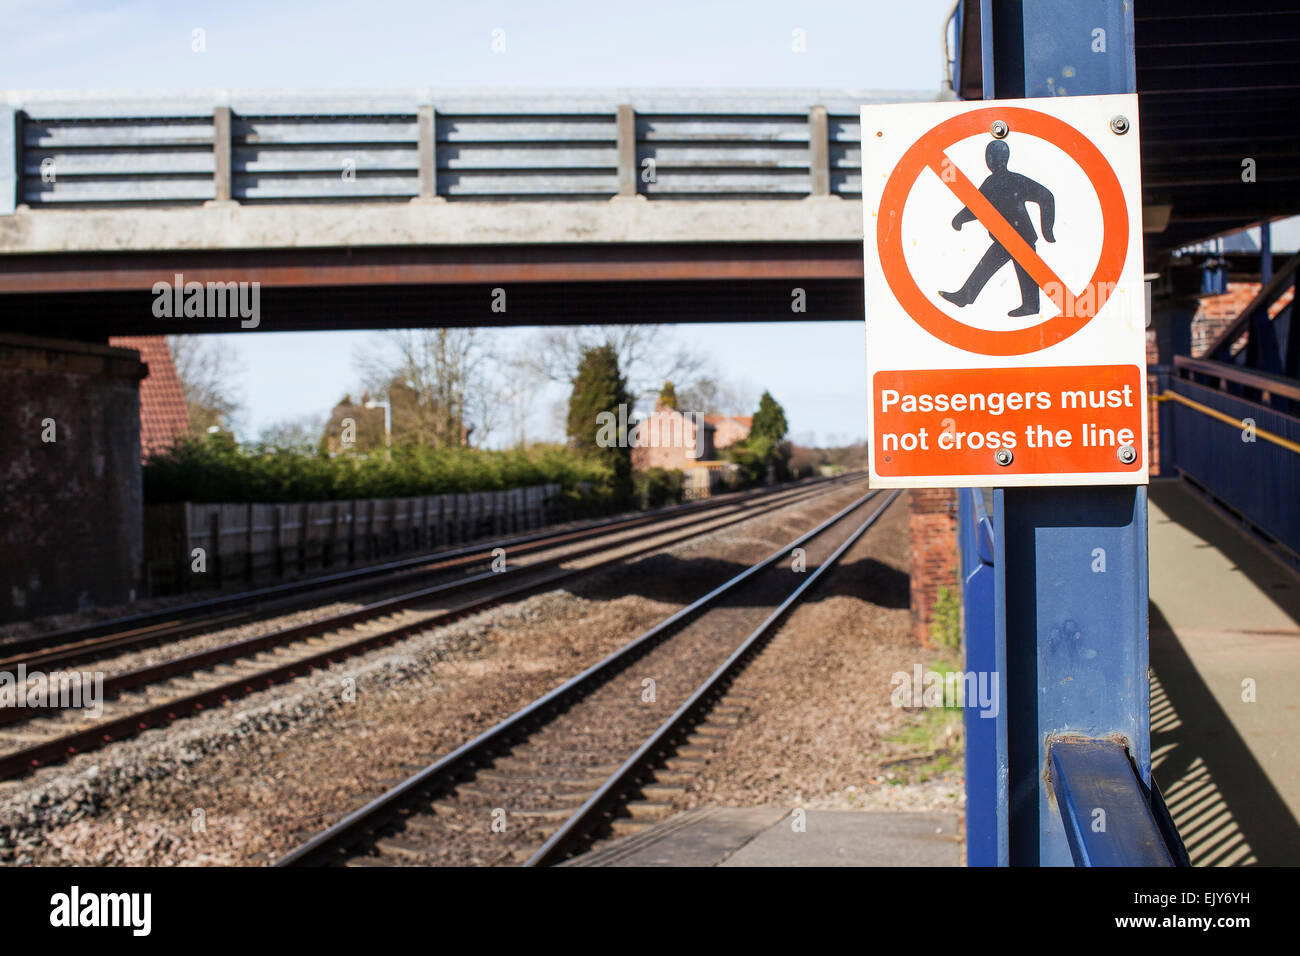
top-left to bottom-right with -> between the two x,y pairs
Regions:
657,380 -> 679,410
751,391 -> 789,443
728,391 -> 792,484
567,343 -> 633,502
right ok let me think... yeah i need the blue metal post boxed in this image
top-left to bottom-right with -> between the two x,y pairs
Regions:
960,489 -> 1007,865
997,487 -> 1149,865
1153,300 -> 1194,475
981,0 -> 1149,866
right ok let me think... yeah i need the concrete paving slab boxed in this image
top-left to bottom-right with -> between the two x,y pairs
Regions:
719,811 -> 960,867
567,808 -> 960,867
1148,479 -> 1300,634
566,808 -> 789,867
1147,480 -> 1300,866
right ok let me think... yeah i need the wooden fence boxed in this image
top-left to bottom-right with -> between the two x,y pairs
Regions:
143,484 -> 562,595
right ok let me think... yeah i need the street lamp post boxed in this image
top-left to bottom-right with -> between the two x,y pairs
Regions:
364,399 -> 392,455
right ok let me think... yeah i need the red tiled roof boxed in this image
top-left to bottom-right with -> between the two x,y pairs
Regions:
703,415 -> 752,426
109,336 -> 191,459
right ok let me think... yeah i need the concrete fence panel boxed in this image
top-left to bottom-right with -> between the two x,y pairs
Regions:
143,483 -> 563,595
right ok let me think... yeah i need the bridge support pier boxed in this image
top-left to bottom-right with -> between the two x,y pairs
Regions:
1,334 -> 145,624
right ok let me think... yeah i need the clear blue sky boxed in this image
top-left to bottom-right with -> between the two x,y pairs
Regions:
1,0 -> 956,446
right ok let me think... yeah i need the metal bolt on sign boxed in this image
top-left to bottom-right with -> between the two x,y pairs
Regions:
1117,444 -> 1137,464
994,448 -> 1014,466
1109,115 -> 1129,135
990,120 -> 1009,139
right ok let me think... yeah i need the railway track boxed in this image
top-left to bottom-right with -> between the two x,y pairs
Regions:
0,476 -> 864,781
277,487 -> 900,868
3,476 -> 842,671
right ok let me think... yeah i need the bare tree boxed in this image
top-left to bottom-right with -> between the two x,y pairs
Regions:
257,414 -> 326,451
166,334 -> 244,434
524,324 -> 706,399
355,329 -> 493,447
676,367 -> 754,417
494,346 -> 545,448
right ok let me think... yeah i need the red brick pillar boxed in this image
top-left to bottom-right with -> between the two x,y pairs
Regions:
908,488 -> 959,646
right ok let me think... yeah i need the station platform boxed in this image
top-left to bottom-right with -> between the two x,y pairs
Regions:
566,808 -> 961,867
1147,479 -> 1300,866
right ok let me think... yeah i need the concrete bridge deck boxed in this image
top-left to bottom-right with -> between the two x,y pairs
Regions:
0,88 -> 926,333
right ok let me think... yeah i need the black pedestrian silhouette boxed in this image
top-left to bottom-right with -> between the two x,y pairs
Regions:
940,140 -> 1056,318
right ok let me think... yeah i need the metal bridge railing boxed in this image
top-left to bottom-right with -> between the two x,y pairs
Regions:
958,487 -> 1186,866
0,91 -> 936,212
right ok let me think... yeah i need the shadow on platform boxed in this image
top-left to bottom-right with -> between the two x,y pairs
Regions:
1147,481 -> 1300,867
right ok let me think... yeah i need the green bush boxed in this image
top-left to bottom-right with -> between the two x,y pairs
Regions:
143,436 -> 613,505
931,581 -> 962,652
633,468 -> 684,509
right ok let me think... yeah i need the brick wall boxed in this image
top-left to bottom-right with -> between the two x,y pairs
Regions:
908,488 -> 959,646
1193,283 -> 1258,357
2,334 -> 146,623
704,416 -> 752,450
1190,281 -> 1294,357
630,408 -> 714,470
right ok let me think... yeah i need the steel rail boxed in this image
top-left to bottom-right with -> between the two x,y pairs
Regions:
527,490 -> 901,866
276,487 -> 883,867
0,479 -> 850,716
4,476 -> 839,663
0,478 -> 860,779
1,478 -> 849,727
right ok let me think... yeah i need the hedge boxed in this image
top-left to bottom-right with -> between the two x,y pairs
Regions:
144,437 -> 614,505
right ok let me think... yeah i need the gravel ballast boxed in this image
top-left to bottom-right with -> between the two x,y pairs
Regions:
671,494 -> 966,820
2,483 -> 878,866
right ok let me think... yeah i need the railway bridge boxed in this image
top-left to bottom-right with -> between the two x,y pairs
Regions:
0,87 -> 916,333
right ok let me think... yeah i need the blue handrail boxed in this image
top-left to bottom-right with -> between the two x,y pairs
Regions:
1050,739 -> 1175,867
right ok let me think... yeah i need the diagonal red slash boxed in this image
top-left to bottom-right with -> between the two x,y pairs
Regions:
925,150 -> 1068,315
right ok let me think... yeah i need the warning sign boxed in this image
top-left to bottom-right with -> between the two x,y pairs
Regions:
863,94 -> 1147,488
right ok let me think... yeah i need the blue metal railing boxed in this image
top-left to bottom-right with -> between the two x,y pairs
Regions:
958,488 -> 1184,867
1153,241 -> 1300,567
1162,360 -> 1300,565
1205,249 -> 1300,390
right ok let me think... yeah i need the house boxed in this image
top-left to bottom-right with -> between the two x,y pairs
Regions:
630,404 -> 716,471
108,336 -> 191,461
704,414 -> 752,450
631,402 -> 748,498
681,460 -> 735,499
321,394 -> 387,455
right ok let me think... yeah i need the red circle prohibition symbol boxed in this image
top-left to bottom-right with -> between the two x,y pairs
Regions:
877,105 -> 1129,356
